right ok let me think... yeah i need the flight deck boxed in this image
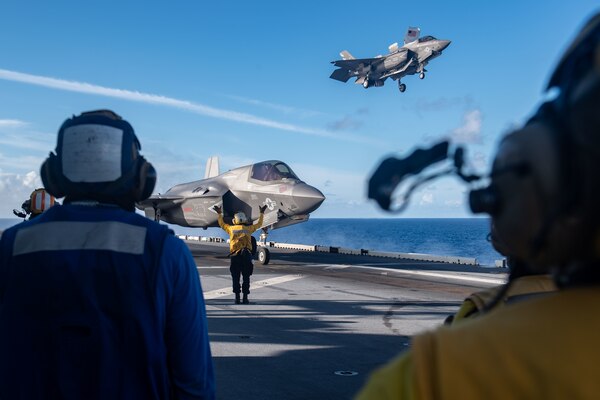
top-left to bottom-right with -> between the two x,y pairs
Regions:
190,240 -> 506,400
0,226 -> 505,399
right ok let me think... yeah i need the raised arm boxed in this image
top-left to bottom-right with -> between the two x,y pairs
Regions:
214,206 -> 230,234
248,205 -> 267,233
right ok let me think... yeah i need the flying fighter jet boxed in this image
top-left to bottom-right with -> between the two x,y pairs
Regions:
137,157 -> 325,262
329,27 -> 451,93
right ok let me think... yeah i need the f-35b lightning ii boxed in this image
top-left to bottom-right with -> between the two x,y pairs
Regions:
136,157 -> 325,263
330,27 -> 451,93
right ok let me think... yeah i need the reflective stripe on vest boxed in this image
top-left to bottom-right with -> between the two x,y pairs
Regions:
13,221 -> 147,256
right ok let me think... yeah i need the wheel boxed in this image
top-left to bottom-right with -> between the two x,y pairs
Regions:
258,247 -> 270,265
419,72 -> 425,79
363,79 -> 369,89
399,83 -> 406,92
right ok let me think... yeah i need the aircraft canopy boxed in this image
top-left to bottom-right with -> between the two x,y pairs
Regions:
251,161 -> 299,182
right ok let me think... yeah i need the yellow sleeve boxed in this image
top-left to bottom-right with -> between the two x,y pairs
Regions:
355,350 -> 416,400
248,212 -> 264,234
452,299 -> 479,324
217,214 -> 231,235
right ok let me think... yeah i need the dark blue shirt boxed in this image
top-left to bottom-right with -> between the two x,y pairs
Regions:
0,204 -> 215,399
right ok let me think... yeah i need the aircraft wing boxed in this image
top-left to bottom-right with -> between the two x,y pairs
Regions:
136,182 -> 229,211
136,195 -> 186,211
330,57 -> 384,70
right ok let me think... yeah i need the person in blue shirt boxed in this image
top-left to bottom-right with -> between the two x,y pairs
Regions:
0,110 -> 215,399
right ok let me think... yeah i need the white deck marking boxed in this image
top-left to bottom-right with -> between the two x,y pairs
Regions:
293,263 -> 505,285
203,274 -> 304,299
354,265 -> 507,285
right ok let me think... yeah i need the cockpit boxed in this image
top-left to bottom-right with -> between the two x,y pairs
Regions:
250,161 -> 299,182
418,35 -> 436,42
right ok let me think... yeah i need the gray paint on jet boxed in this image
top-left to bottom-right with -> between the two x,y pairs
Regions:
330,27 -> 451,93
137,159 -> 325,234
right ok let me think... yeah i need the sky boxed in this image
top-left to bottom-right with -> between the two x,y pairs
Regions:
0,1 -> 597,219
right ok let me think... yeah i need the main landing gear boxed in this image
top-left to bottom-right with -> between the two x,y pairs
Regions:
419,72 -> 425,79
363,78 -> 370,89
152,204 -> 161,222
398,81 -> 406,92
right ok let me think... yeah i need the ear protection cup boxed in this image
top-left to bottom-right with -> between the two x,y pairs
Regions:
489,107 -> 587,269
40,153 -> 66,199
133,156 -> 156,202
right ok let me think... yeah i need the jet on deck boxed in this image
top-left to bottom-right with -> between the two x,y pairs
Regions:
137,158 -> 325,243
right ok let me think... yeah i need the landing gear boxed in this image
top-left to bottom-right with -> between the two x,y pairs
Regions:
258,247 -> 270,265
419,72 -> 425,79
257,227 -> 270,265
398,82 -> 406,93
363,78 -> 370,89
260,228 -> 269,244
152,204 -> 161,222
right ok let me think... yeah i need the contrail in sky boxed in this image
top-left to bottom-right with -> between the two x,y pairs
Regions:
0,68 -> 369,143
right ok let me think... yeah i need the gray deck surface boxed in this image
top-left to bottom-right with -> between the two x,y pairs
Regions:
191,241 -> 506,400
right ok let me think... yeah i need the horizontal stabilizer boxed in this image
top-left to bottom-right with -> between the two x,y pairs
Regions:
340,50 -> 355,60
330,68 -> 352,82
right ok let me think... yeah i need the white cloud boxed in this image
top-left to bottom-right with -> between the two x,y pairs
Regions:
0,119 -> 28,128
0,153 -> 45,172
450,109 -> 483,144
419,192 -> 434,205
0,68 -> 372,144
444,199 -> 463,207
225,95 -> 326,118
0,117 -> 55,152
0,133 -> 54,152
0,170 -> 43,218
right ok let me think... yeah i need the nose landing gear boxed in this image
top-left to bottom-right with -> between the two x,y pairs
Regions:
257,228 -> 271,265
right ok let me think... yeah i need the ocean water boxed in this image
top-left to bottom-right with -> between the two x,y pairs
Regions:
0,217 -> 502,266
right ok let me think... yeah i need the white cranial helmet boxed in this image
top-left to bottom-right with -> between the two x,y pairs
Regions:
233,212 -> 248,224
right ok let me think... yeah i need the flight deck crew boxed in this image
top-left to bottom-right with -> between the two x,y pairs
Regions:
356,12 -> 600,400
215,205 -> 266,304
13,188 -> 57,220
0,110 -> 215,399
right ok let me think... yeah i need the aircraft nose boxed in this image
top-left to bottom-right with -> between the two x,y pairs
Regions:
438,40 -> 451,51
292,183 -> 325,214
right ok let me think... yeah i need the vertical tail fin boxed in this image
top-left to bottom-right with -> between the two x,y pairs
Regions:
340,50 -> 355,60
204,156 -> 220,179
404,27 -> 420,44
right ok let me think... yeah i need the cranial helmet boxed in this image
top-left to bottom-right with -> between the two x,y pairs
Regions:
29,188 -> 56,215
480,13 -> 600,271
40,110 -> 156,210
233,212 -> 248,225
